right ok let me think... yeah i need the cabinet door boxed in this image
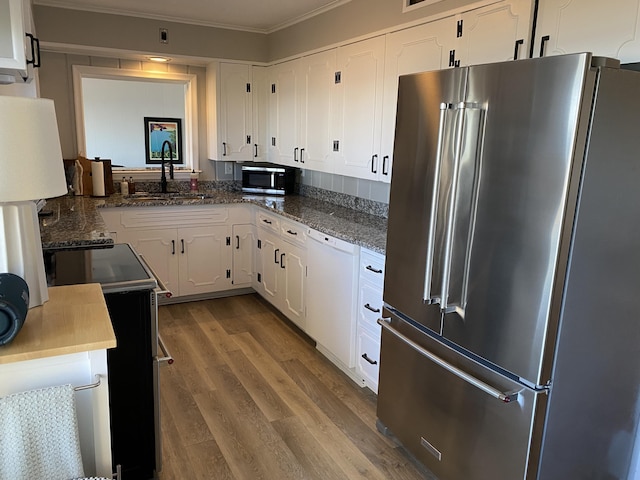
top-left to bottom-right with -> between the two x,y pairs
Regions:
219,63 -> 253,161
125,228 -> 179,296
257,229 -> 280,303
178,225 -> 231,296
0,0 -> 26,71
280,242 -> 306,330
334,36 -> 386,180
251,65 -> 268,162
232,224 -> 255,287
457,0 -> 533,66
267,59 -> 300,166
534,0 -> 640,63
380,18 -> 457,184
298,49 -> 337,173
357,326 -> 381,393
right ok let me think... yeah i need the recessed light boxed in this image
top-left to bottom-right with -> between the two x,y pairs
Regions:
148,56 -> 171,63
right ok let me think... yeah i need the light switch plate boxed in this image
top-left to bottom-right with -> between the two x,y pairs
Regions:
225,163 -> 233,175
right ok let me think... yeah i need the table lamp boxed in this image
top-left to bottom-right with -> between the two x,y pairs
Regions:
0,96 -> 67,308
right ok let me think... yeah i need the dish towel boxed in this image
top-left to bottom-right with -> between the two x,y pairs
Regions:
0,384 -> 85,480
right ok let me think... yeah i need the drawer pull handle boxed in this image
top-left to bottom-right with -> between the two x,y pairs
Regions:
263,219 -> 272,224
364,303 -> 380,313
362,353 -> 378,365
286,229 -> 298,236
366,265 -> 383,274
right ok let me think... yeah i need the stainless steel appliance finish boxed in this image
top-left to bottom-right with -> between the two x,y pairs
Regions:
241,164 -> 296,195
378,53 -> 640,480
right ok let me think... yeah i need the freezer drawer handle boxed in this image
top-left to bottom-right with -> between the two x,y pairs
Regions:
377,318 -> 519,403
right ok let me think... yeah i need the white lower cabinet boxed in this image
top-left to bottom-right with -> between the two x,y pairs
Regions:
232,223 -> 256,288
356,248 -> 385,393
100,205 -> 254,298
255,211 -> 307,330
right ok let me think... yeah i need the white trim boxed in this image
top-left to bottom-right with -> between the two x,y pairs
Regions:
72,65 -> 198,171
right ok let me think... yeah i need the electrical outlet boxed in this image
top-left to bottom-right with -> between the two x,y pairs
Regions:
225,163 -> 233,175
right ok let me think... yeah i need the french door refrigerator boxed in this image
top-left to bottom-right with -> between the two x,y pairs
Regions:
377,53 -> 640,480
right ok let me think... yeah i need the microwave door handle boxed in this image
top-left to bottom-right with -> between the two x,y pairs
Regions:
271,172 -> 276,188
424,103 -> 449,305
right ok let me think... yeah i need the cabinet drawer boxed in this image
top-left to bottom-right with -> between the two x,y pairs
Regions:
357,326 -> 381,393
359,282 -> 383,333
360,248 -> 385,287
255,210 -> 280,234
119,206 -> 229,229
280,218 -> 307,246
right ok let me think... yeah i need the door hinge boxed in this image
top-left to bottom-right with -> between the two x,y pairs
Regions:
246,83 -> 251,93
226,269 -> 231,279
226,236 -> 231,246
457,19 -> 463,38
333,140 -> 340,152
271,83 -> 276,93
449,50 -> 460,68
272,137 -> 276,146
335,71 -> 341,84
257,239 -> 262,249
246,135 -> 251,144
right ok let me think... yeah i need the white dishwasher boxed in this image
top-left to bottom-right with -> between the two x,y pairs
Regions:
305,228 -> 360,370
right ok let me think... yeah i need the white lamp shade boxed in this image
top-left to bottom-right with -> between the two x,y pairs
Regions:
0,96 -> 67,202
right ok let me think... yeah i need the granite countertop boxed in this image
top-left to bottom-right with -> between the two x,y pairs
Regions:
41,191 -> 388,254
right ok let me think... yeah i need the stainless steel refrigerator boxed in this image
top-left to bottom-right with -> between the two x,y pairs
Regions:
377,53 -> 640,480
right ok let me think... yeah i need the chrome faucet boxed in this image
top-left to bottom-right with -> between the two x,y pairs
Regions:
160,140 -> 174,193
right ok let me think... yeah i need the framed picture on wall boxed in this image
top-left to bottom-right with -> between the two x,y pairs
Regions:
144,117 -> 183,164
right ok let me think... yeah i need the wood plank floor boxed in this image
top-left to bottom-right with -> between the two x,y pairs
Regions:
156,293 -> 435,480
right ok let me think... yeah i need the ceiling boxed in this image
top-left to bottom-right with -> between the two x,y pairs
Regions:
33,0 -> 352,34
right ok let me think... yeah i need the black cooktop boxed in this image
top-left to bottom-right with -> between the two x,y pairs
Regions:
44,243 -> 157,293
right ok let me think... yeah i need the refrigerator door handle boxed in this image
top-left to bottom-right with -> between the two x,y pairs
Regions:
441,102 -> 484,316
378,317 -> 519,403
424,102 -> 450,305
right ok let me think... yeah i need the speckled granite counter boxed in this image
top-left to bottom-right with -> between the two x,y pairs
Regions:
40,196 -> 114,250
41,192 -> 388,254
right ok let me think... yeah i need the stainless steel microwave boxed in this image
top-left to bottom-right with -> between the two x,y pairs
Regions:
241,165 -> 296,195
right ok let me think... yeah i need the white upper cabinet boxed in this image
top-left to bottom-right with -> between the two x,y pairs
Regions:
456,0 -> 533,65
207,62 -> 266,162
267,59 -> 299,166
218,63 -> 253,161
380,17 -> 457,184
298,49 -> 337,173
267,50 -> 336,172
0,0 -> 26,72
0,0 -> 39,92
333,36 -> 386,181
534,0 -> 640,63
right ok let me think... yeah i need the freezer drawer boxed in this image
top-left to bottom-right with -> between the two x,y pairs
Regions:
377,314 -> 548,480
